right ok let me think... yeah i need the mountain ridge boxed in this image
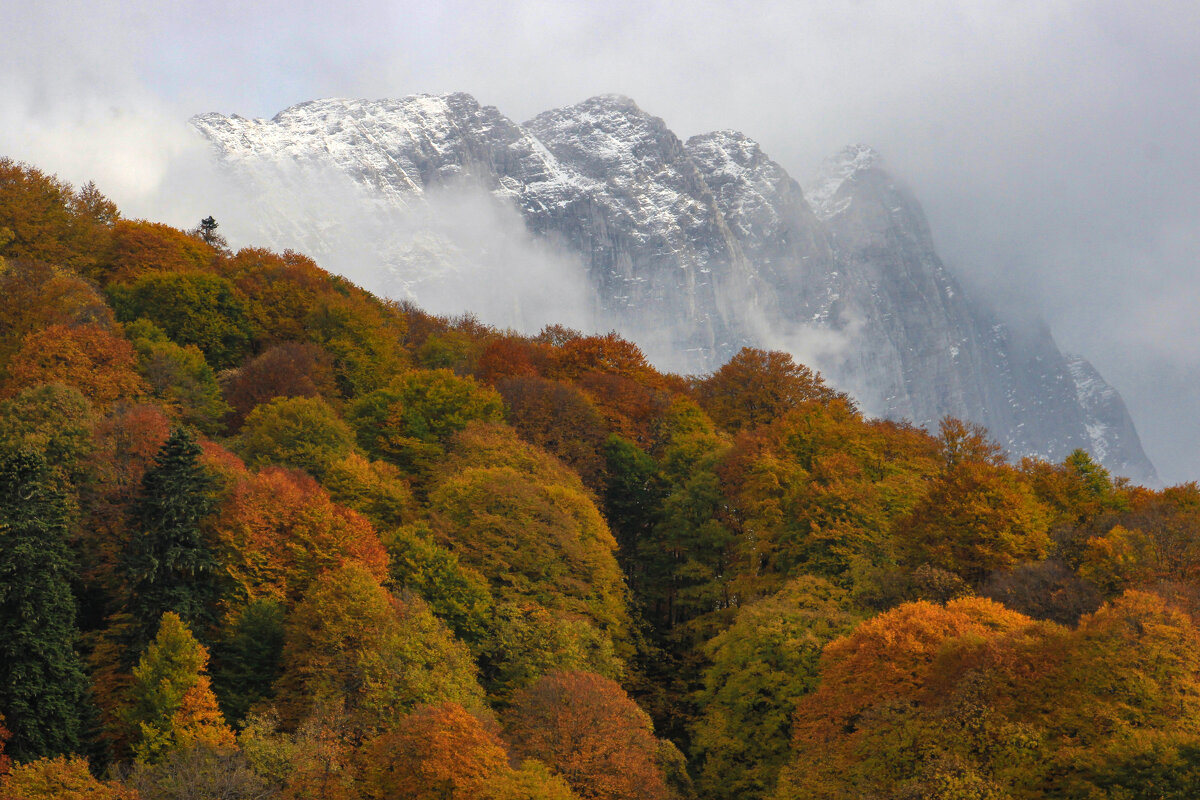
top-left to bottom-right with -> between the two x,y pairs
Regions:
191,92 -> 1157,482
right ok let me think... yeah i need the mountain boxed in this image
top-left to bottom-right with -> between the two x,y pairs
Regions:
191,93 -> 1157,482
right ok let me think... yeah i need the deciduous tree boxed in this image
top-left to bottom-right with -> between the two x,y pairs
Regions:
239,396 -> 354,479
212,466 -> 387,602
128,320 -> 229,434
358,702 -> 508,800
221,341 -> 338,427
108,272 -> 257,369
121,612 -> 234,763
382,525 -> 493,651
102,219 -> 215,284
321,452 -> 414,529
0,383 -> 96,491
223,248 -> 328,344
504,671 -> 675,800
696,347 -> 845,432
78,404 -> 172,618
900,459 -> 1051,583
0,159 -> 113,271
692,577 -> 859,800
274,563 -> 484,734
2,323 -> 145,409
0,259 -> 113,374
478,603 -> 622,702
348,369 -> 504,471
427,464 -> 628,643
0,755 -> 135,800
303,293 -> 406,398
497,376 -> 609,488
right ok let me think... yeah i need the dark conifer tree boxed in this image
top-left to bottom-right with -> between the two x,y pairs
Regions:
199,216 -> 218,242
210,598 -> 285,726
602,434 -> 664,592
122,427 -> 221,650
0,448 -> 89,761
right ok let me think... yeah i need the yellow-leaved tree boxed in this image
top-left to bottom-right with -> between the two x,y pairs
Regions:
121,611 -> 234,763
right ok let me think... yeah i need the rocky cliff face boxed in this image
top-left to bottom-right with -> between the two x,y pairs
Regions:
192,93 -> 1157,482
523,96 -> 760,370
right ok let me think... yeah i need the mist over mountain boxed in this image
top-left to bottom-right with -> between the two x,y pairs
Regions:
192,92 -> 1156,483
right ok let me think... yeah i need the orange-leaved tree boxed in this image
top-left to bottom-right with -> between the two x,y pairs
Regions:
212,466 -> 388,602
358,702 -> 505,800
775,597 -> 1052,799
696,347 -> 846,433
0,158 -> 116,272
899,418 -> 1050,583
223,247 -> 329,344
0,715 -> 9,776
0,259 -> 114,375
776,590 -> 1200,799
503,671 -> 678,800
101,219 -> 216,284
359,702 -> 580,800
1,323 -> 146,409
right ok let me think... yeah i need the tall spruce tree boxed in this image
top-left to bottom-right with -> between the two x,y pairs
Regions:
123,427 -> 221,650
0,448 -> 89,761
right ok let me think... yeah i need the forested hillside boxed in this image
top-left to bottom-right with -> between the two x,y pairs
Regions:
2,157 -> 1199,799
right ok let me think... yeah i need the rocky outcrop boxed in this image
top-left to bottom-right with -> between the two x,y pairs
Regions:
1066,355 -> 1156,480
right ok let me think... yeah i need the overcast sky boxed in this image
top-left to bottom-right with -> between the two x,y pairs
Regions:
2,0 -> 1197,483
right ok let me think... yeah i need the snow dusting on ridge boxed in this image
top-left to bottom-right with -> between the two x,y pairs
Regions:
805,143 -> 882,220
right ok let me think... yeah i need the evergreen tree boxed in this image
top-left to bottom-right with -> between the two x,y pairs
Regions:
210,599 -> 285,727
0,448 -> 89,761
122,427 -> 221,650
198,216 -> 218,244
601,434 -> 663,593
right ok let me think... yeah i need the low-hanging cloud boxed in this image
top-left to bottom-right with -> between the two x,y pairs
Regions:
208,160 -> 597,336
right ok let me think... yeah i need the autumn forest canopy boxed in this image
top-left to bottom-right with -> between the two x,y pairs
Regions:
3,157 -> 1200,799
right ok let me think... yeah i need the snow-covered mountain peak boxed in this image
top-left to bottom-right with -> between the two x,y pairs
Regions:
1064,354 -> 1154,480
686,130 -> 767,174
588,93 -> 642,109
524,93 -> 721,251
834,143 -> 883,170
190,92 -> 586,206
523,95 -> 682,182
686,130 -> 813,239
542,93 -> 643,117
524,94 -> 654,139
806,143 -> 885,220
